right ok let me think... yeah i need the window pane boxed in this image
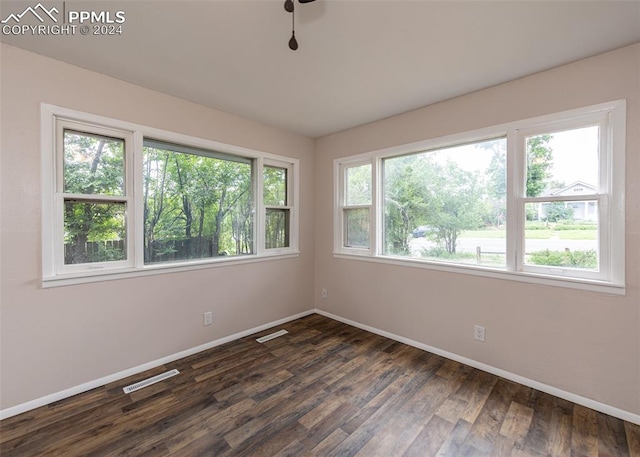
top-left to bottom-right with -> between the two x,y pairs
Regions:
143,144 -> 253,264
383,138 -> 506,268
264,166 -> 287,206
344,208 -> 370,248
266,209 -> 290,249
64,130 -> 124,196
524,201 -> 598,271
525,126 -> 599,197
345,164 -> 371,206
64,201 -> 126,264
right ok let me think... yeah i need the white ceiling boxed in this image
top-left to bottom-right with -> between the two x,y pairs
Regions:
2,1 -> 639,138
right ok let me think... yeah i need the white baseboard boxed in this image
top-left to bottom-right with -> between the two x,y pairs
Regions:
314,309 -> 640,426
0,309 -> 315,420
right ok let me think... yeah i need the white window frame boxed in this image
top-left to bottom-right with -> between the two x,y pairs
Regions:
336,159 -> 375,254
42,104 -> 299,287
334,100 -> 626,294
53,119 -> 135,275
260,158 -> 298,255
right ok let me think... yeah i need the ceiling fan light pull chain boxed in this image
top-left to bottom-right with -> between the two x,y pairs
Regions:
288,6 -> 298,50
289,31 -> 298,50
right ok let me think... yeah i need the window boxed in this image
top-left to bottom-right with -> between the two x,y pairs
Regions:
57,120 -> 133,273
263,162 -> 292,250
43,106 -> 298,285
339,162 -> 372,249
335,101 -> 625,292
142,139 -> 254,263
383,138 -> 506,268
519,125 -> 604,278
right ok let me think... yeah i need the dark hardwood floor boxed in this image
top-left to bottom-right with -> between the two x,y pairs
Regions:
1,314 -> 638,456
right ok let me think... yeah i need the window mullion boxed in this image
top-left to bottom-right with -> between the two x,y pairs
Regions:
256,157 -> 265,255
373,157 -> 381,255
522,194 -> 600,203
61,194 -> 128,203
506,129 -> 521,272
598,194 -> 610,279
132,131 -> 144,268
55,193 -> 65,275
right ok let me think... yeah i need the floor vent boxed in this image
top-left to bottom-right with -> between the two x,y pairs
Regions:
123,369 -> 180,394
256,329 -> 288,343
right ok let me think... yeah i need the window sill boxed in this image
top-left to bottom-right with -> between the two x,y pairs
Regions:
42,251 -> 300,288
333,252 -> 625,296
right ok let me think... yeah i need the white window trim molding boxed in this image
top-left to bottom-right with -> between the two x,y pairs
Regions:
336,159 -> 374,252
262,158 -> 298,255
41,104 -> 300,287
333,100 -> 626,295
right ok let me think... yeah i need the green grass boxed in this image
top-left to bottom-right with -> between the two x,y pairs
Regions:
460,228 -> 596,240
420,249 -> 506,268
558,230 -> 597,240
459,230 -> 506,239
459,229 -> 552,239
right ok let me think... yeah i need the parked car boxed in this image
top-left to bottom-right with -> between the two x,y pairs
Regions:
412,225 -> 432,238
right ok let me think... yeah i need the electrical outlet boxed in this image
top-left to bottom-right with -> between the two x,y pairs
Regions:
474,325 -> 485,342
321,288 -> 327,299
203,311 -> 213,326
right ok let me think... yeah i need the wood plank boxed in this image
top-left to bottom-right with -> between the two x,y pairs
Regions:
597,412 -> 630,457
624,422 -> 640,457
571,404 -> 599,457
500,401 -> 534,442
326,369 -> 439,457
435,418 -> 473,457
435,396 -> 469,424
403,414 -> 457,457
457,369 -> 499,424
299,401 -> 360,449
545,397 -> 574,457
520,391 -> 554,453
624,421 -> 640,457
298,390 -> 346,430
356,365 -> 469,457
468,378 -> 521,443
308,428 -> 349,456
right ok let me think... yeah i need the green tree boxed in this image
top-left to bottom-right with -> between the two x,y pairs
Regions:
345,164 -> 372,206
425,161 -> 484,254
263,166 -> 289,249
383,155 -> 484,255
482,134 -> 554,200
482,140 -> 507,227
543,202 -> 574,223
383,156 -> 431,255
63,132 -> 126,264
526,134 -> 553,197
143,147 -> 252,262
143,148 -> 170,262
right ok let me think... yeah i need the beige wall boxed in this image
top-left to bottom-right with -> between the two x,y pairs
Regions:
314,44 -> 640,415
0,44 -> 315,410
